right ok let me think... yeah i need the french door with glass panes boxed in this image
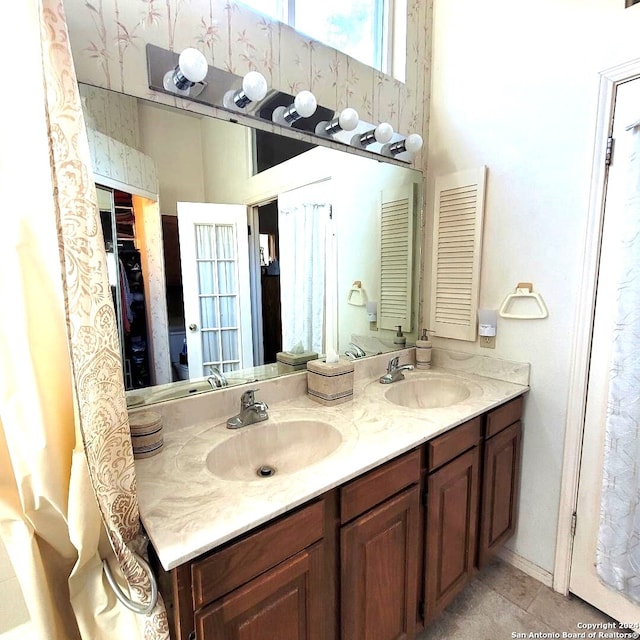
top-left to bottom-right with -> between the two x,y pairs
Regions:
177,202 -> 253,379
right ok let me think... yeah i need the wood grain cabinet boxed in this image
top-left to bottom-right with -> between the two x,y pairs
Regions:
159,396 -> 525,640
423,418 -> 481,625
340,450 -> 422,640
478,396 -> 523,568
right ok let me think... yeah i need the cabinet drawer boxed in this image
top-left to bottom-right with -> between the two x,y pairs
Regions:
427,417 -> 481,472
486,396 -> 524,439
192,499 -> 325,609
340,449 -> 421,523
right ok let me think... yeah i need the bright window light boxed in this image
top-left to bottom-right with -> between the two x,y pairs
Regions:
240,0 -> 399,76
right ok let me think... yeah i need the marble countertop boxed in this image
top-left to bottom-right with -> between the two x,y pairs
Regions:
134,350 -> 529,571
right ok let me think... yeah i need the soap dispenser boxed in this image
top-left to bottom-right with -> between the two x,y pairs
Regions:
415,328 -> 432,369
393,325 -> 406,348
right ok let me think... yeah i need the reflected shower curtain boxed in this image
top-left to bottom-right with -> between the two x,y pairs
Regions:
278,182 -> 331,354
0,0 -> 168,638
596,123 -> 640,603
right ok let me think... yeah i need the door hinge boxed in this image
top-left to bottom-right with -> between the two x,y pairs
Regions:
606,136 -> 614,166
248,224 -> 252,236
419,599 -> 425,619
571,512 -> 577,538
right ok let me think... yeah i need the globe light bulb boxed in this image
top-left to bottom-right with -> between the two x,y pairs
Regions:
315,107 -> 360,137
223,71 -> 268,110
382,132 -> 424,158
294,91 -> 317,118
404,133 -> 423,153
351,122 -> 394,148
178,48 -> 208,83
338,108 -> 359,132
374,122 -> 394,144
242,71 -> 268,102
163,48 -> 208,96
272,90 -> 318,126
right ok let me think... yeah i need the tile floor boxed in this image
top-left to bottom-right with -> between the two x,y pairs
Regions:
418,557 -> 625,640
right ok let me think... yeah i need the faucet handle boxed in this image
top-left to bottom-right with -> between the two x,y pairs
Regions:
387,356 -> 400,372
241,389 -> 259,406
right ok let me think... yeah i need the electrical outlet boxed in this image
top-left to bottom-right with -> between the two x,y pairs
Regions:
480,335 -> 496,349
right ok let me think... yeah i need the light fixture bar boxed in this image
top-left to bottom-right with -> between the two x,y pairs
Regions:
146,44 -> 419,165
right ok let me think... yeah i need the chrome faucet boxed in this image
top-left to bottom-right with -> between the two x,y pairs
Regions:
345,342 -> 367,359
379,356 -> 414,384
226,389 -> 269,429
207,365 -> 228,389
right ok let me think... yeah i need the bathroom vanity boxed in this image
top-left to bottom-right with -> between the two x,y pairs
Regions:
134,351 -> 528,640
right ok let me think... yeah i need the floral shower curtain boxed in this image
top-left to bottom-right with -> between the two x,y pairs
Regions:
596,122 -> 640,603
0,0 -> 167,637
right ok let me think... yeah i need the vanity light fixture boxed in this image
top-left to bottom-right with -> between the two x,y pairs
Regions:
315,107 -> 360,137
351,122 -> 394,148
382,133 -> 424,157
222,70 -> 268,111
272,90 -> 318,126
162,47 -> 208,97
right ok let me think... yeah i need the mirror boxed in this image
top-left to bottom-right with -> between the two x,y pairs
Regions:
80,84 -> 423,407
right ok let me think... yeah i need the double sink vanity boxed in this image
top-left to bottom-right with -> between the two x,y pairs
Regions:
133,348 -> 529,640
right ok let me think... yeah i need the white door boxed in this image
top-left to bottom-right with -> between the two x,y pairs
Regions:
569,77 -> 640,622
177,202 -> 253,379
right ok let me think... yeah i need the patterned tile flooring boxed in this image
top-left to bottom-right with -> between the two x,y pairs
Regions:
418,557 -> 627,640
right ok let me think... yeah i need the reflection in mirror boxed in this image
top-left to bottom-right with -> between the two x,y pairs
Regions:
79,84 -> 423,407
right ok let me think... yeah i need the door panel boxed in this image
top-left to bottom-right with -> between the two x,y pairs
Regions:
424,446 -> 479,624
341,486 -> 420,640
177,202 -> 253,378
569,76 -> 640,622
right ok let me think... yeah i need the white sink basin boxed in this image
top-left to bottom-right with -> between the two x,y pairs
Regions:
206,419 -> 343,481
384,374 -> 471,409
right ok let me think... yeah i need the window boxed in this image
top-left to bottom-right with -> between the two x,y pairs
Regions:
240,0 -> 400,76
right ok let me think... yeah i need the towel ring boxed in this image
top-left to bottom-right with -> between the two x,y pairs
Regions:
102,551 -> 158,615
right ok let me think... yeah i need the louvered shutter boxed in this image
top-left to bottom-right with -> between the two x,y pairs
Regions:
429,167 -> 486,341
378,184 -> 416,331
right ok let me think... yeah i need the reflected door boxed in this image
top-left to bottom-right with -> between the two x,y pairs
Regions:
177,202 -> 253,378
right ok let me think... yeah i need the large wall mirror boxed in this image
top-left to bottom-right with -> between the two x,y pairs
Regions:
79,84 -> 424,407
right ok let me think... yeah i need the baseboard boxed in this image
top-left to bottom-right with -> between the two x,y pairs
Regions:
497,547 -> 554,589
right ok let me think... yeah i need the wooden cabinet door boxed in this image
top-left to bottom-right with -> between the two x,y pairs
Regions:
424,446 -> 480,624
195,542 -> 327,640
341,485 -> 420,640
478,420 -> 522,568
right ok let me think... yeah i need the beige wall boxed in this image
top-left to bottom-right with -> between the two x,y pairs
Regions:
427,0 -> 640,575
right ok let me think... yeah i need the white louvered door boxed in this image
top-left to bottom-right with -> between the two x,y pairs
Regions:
378,184 -> 416,331
429,167 -> 486,341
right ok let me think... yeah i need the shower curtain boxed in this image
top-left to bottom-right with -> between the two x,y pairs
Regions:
278,182 -> 331,355
596,122 -> 640,603
0,0 -> 168,637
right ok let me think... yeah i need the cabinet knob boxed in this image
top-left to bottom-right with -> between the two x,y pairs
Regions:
189,323 -> 198,332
